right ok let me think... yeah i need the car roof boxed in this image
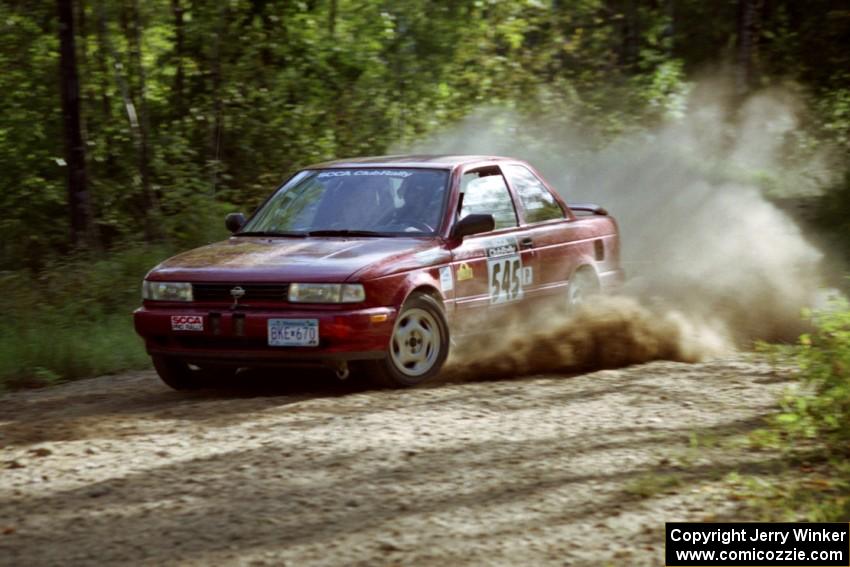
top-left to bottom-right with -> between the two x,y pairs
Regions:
306,154 -> 515,170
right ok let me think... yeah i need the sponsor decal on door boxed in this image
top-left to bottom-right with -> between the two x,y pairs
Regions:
439,266 -> 454,292
457,262 -> 474,281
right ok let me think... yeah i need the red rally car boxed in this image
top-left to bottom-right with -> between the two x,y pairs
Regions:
134,155 -> 623,389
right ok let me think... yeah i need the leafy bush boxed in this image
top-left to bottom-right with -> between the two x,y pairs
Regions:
749,300 -> 850,521
816,172 -> 850,267
773,299 -> 850,451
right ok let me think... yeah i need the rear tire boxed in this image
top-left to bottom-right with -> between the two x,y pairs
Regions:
366,293 -> 450,388
152,355 -> 202,390
567,268 -> 600,310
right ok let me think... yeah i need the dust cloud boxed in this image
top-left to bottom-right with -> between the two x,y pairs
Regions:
403,81 -> 835,375
447,297 -> 731,379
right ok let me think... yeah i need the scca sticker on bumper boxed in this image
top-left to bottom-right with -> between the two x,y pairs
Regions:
171,315 -> 204,331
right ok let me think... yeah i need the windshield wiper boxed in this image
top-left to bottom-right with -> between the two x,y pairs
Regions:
234,230 -> 307,237
307,229 -> 393,237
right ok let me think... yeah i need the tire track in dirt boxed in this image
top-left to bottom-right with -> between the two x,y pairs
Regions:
0,358 -> 792,566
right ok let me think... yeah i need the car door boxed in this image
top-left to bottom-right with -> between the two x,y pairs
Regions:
502,163 -> 588,303
450,165 -> 533,331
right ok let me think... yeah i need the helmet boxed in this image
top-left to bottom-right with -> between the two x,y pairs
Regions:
398,173 -> 440,211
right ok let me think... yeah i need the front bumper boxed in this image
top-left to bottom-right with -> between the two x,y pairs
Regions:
134,305 -> 396,366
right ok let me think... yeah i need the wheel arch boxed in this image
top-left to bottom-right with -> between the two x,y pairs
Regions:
406,284 -> 444,306
569,263 -> 601,291
383,269 -> 447,310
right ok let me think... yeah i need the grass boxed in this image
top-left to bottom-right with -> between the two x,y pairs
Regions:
724,454 -> 850,522
0,314 -> 150,390
729,300 -> 850,521
763,460 -> 850,521
0,243 -> 176,391
624,472 -> 685,499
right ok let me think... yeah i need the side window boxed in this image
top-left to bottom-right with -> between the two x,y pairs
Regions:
459,168 -> 518,230
503,164 -> 565,224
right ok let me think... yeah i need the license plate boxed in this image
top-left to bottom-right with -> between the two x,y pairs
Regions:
268,319 -> 319,347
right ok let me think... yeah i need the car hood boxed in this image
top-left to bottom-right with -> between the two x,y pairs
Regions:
148,236 -> 448,283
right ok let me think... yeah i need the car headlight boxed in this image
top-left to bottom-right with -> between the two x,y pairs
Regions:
288,283 -> 366,303
143,281 -> 193,302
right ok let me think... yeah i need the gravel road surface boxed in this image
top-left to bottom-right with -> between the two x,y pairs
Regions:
0,358 -> 792,566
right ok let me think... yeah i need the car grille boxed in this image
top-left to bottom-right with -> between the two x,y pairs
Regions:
192,283 -> 289,303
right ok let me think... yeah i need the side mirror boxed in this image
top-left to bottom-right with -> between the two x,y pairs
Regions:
225,212 -> 246,233
452,213 -> 495,239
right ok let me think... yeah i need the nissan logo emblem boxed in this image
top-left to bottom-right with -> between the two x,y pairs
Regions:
230,286 -> 245,308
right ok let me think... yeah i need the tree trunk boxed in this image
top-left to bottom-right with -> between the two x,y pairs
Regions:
98,0 -> 158,239
76,0 -> 91,128
57,0 -> 95,248
124,0 -> 159,238
623,0 -> 639,72
171,0 -> 185,115
209,2 -> 226,196
737,0 -> 764,93
329,0 -> 337,36
667,0 -> 675,57
98,2 -> 139,156
94,0 -> 115,169
248,0 -> 273,67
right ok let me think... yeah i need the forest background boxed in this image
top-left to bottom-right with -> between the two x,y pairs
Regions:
1,0 -> 849,386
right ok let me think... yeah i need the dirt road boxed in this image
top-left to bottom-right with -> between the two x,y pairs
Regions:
0,358 -> 792,566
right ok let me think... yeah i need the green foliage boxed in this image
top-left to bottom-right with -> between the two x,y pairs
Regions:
732,458 -> 850,522
0,245 -> 175,389
815,172 -> 850,269
751,301 -> 850,521
624,472 -> 684,499
815,87 -> 850,152
810,88 -> 850,262
0,315 -> 150,390
2,0 -> 849,389
1,0 -> 785,271
772,300 -> 850,449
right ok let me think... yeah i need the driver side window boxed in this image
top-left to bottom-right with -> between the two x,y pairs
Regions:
460,168 -> 518,230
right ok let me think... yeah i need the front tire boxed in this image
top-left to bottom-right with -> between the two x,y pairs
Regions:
366,293 -> 450,388
152,355 -> 202,390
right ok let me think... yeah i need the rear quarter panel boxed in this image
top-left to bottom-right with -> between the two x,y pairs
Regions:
500,160 -> 621,293
567,214 -> 622,289
523,215 -> 621,298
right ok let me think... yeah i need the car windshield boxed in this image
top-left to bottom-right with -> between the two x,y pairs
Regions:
240,168 -> 450,236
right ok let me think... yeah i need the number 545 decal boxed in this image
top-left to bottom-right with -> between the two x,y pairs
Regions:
489,255 -> 523,304
486,237 -> 532,304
